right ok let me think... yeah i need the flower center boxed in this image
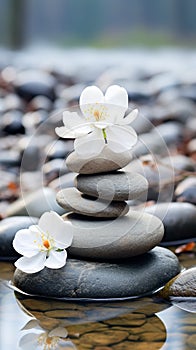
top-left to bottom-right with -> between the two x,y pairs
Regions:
94,110 -> 101,121
37,232 -> 54,252
43,239 -> 50,249
37,333 -> 59,349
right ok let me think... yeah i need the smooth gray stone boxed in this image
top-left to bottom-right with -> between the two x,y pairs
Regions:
0,150 -> 21,166
45,140 -> 73,160
124,156 -> 174,202
160,267 -> 196,298
175,177 -> 196,205
145,202 -> 196,244
13,247 -> 180,299
49,172 -> 76,191
56,188 -> 128,218
0,216 -> 38,259
75,171 -> 148,201
14,70 -> 56,101
66,148 -> 132,174
3,188 -> 64,218
63,210 -> 164,259
152,122 -> 183,146
132,132 -> 168,158
187,138 -> 196,155
162,155 -> 196,172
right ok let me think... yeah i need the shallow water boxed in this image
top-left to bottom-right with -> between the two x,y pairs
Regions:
0,247 -> 195,350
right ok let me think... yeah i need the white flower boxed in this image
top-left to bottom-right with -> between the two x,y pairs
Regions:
55,85 -> 138,158
18,319 -> 76,350
13,211 -> 73,274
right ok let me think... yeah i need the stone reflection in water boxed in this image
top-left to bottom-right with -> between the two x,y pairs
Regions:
18,319 -> 76,350
15,293 -> 170,349
158,305 -> 196,350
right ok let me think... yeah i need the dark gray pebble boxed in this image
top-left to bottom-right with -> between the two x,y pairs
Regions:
13,247 -> 180,299
145,202 -> 196,244
0,216 -> 38,259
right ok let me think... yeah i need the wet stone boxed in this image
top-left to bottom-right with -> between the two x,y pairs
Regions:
49,172 -> 76,191
43,159 -> 69,181
145,202 -> 196,244
45,140 -> 74,161
187,138 -> 196,156
28,95 -> 53,112
3,187 -> 64,218
187,334 -> 196,349
57,188 -> 129,218
162,155 -> 196,172
0,216 -> 38,259
22,111 -> 49,129
75,171 -> 148,201
0,150 -> 21,167
159,267 -> 196,298
14,70 -> 56,101
125,156 -> 174,202
151,122 -> 183,146
3,93 -> 24,112
20,145 -> 41,171
13,247 -> 180,299
66,148 -> 132,174
64,210 -> 164,259
79,330 -> 129,346
132,132 -> 168,158
1,111 -> 25,135
175,177 -> 196,205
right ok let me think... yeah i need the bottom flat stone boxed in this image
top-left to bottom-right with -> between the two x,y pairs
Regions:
13,247 -> 180,299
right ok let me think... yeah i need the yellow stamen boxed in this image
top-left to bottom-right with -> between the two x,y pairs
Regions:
94,110 -> 100,121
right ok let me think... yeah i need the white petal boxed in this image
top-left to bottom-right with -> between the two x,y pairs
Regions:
15,253 -> 46,274
13,229 -> 40,257
105,85 -> 128,109
38,211 -> 73,248
80,86 -> 104,106
21,319 -> 40,331
55,126 -> 79,139
105,103 -> 127,122
94,121 -> 113,129
48,327 -> 68,338
120,109 -> 138,125
44,249 -> 67,269
55,124 -> 93,139
62,111 -> 84,129
106,125 -> 137,153
18,333 -> 41,350
74,128 -> 105,158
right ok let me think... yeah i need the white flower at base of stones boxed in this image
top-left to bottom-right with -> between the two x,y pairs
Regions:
55,85 -> 138,158
13,211 -> 73,274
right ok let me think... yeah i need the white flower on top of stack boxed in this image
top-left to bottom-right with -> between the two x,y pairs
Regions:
55,85 -> 138,158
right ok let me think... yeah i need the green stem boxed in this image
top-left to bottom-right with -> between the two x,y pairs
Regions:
102,128 -> 107,144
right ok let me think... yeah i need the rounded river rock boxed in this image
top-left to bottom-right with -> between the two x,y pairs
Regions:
0,216 -> 38,259
145,202 -> 196,244
75,171 -> 148,201
13,247 -> 180,299
56,188 -> 129,218
66,148 -> 132,174
63,210 -> 164,259
159,267 -> 196,298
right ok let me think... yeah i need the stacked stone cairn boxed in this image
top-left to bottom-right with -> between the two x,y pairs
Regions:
13,146 -> 180,299
51,147 -> 180,299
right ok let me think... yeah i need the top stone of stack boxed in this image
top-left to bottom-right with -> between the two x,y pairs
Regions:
66,147 -> 133,174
